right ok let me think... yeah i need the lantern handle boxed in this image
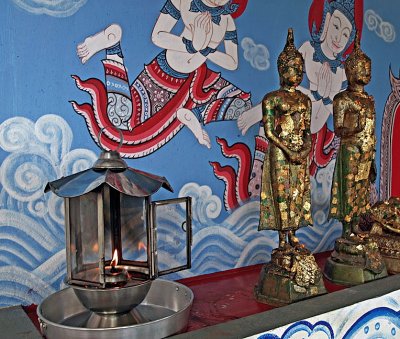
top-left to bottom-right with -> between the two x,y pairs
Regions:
97,126 -> 124,152
181,221 -> 187,232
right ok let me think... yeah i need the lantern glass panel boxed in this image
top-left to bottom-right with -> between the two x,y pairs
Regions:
120,195 -> 148,263
153,197 -> 192,276
69,192 -> 100,284
102,189 -> 148,265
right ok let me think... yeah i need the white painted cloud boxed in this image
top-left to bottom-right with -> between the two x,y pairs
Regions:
364,9 -> 396,43
179,183 -> 222,224
12,0 -> 87,17
241,37 -> 270,71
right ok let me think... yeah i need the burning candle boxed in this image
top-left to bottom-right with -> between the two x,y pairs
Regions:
105,249 -> 129,285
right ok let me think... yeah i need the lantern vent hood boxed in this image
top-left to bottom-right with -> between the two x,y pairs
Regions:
44,150 -> 173,197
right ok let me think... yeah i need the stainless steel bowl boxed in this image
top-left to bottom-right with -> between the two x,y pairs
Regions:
71,279 -> 152,314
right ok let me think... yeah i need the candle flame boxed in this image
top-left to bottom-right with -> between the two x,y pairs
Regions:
138,241 -> 147,251
111,249 -> 118,267
92,243 -> 99,252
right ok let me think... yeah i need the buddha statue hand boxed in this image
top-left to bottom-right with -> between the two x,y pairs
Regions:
286,150 -> 303,164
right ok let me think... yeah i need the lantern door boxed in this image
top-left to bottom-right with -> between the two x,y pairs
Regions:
150,197 -> 192,278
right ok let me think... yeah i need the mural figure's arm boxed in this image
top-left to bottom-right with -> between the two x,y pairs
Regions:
206,16 -> 238,71
151,11 -> 187,52
311,62 -> 334,132
305,99 -> 333,134
152,1 -> 211,54
298,42 -> 334,134
152,0 -> 213,73
297,82 -> 333,134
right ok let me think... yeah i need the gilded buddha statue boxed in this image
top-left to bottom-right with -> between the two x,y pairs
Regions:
255,29 -> 326,306
324,33 -> 387,285
360,197 -> 400,274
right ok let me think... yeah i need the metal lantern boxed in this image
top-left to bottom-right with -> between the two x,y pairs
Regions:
45,150 -> 192,290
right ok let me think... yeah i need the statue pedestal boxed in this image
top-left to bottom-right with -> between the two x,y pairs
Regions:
323,236 -> 388,285
370,234 -> 400,274
324,257 -> 387,285
254,248 -> 326,306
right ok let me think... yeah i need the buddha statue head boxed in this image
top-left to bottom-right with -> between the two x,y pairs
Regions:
345,31 -> 371,87
278,28 -> 304,88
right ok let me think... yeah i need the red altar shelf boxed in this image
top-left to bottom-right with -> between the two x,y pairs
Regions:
24,251 -> 345,334
177,250 -> 345,333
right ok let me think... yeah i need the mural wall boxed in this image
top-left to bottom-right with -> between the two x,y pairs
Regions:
0,0 -> 398,306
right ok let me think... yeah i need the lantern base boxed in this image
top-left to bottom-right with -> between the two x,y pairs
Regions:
37,280 -> 193,339
71,279 -> 152,315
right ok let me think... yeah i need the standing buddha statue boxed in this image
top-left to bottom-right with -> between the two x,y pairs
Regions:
324,32 -> 387,285
255,28 -> 326,306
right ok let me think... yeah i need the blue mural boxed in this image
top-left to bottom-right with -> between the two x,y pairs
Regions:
0,114 -> 339,306
0,0 -> 399,308
0,115 -> 97,305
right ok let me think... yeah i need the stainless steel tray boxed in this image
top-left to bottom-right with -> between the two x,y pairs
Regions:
37,279 -> 193,339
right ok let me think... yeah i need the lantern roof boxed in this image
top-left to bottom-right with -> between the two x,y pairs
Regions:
45,151 -> 173,197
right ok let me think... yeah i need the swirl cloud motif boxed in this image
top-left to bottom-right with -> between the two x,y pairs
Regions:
241,37 -> 270,71
364,9 -> 396,43
343,307 -> 400,338
258,320 -> 334,339
179,183 -> 222,226
12,0 -> 87,17
0,114 -> 97,306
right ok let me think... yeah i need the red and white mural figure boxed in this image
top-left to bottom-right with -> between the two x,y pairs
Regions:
71,0 -> 250,158
298,0 -> 363,176
71,0 -> 267,211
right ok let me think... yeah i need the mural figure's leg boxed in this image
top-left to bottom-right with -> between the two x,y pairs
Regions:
76,24 -> 210,146
77,24 -> 132,131
177,108 -> 211,148
77,24 -> 123,64
102,46 -> 133,131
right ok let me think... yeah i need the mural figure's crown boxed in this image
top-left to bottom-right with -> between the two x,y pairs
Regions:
330,0 -> 355,25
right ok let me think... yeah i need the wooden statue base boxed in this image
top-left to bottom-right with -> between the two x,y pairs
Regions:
254,248 -> 326,306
